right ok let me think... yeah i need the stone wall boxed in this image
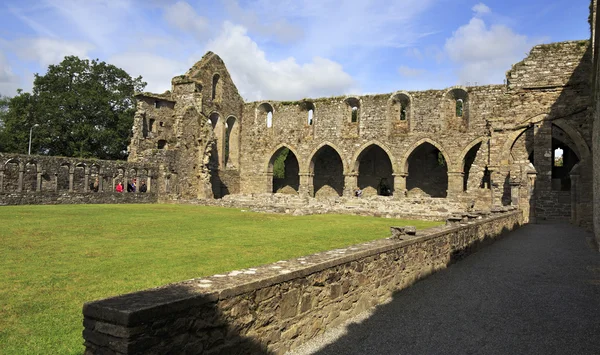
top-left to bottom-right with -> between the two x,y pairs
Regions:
82,210 -> 522,354
592,0 -> 600,248
0,153 -> 158,205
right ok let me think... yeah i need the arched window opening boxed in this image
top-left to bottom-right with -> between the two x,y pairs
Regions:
24,162 -> 37,192
553,148 -> 564,167
311,146 -> 344,198
345,97 -> 360,123
270,147 -> 300,194
308,109 -> 314,125
3,160 -> 20,192
551,125 -> 580,191
225,116 -> 239,168
257,103 -> 274,128
74,164 -> 86,192
212,74 -> 220,101
463,142 -> 485,192
456,99 -> 464,117
400,105 -> 407,121
351,107 -> 358,123
406,143 -> 448,198
267,111 -> 273,128
356,145 -> 394,196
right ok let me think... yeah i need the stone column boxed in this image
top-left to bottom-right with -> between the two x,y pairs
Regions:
69,172 -> 74,192
526,171 -> 537,223
98,174 -> 104,192
298,173 -> 313,197
0,170 -> 4,193
392,173 -> 407,199
147,176 -> 151,193
343,173 -> 358,197
265,172 -> 274,193
36,171 -> 42,192
447,171 -> 464,198
84,171 -> 90,192
570,171 -> 580,225
54,174 -> 58,192
18,167 -> 24,192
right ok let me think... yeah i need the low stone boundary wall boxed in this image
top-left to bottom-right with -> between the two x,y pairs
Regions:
82,210 -> 522,354
0,191 -> 158,206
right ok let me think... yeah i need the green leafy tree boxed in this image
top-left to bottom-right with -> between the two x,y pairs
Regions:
0,95 -> 10,152
273,148 -> 289,179
0,56 -> 146,159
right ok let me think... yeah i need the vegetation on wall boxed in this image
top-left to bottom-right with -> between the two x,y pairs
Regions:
0,56 -> 146,159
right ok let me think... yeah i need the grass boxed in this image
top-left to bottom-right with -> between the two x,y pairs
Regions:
0,204 -> 442,354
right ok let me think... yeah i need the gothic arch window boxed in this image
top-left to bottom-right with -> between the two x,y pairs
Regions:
257,103 -> 274,128
345,97 -> 360,123
212,74 -> 221,101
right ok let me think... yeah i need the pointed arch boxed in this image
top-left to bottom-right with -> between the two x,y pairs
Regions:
225,115 -> 240,168
401,138 -> 452,173
455,136 -> 489,172
351,140 -> 398,173
265,144 -> 302,173
267,144 -> 300,194
305,142 -> 348,175
309,143 -> 346,197
553,119 -> 590,161
352,141 -> 396,196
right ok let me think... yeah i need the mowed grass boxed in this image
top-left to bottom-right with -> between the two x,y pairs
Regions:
0,204 -> 442,354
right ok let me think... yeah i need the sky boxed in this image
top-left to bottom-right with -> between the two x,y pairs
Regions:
0,0 -> 591,102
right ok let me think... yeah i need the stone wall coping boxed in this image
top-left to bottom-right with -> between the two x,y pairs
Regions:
83,210 -> 521,327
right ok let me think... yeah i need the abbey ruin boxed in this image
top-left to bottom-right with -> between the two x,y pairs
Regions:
2,2 -> 600,249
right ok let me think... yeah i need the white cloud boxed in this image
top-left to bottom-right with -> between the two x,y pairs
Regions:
10,38 -> 94,68
110,52 -> 190,93
444,7 -> 534,85
206,22 -> 357,101
163,1 -> 210,40
472,3 -> 491,17
0,51 -> 22,96
398,65 -> 426,78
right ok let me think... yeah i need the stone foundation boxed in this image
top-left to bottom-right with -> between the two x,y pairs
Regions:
83,209 -> 522,354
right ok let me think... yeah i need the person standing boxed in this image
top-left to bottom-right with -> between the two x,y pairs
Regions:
116,182 -> 123,193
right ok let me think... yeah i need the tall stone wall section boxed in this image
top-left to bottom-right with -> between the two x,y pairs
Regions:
0,153 -> 158,205
592,0 -> 600,249
82,210 -> 522,355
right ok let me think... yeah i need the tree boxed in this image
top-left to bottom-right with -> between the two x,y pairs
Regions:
0,56 -> 146,159
0,95 -> 10,152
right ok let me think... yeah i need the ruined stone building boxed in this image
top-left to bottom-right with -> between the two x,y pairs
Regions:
2,2 -> 600,248
127,33 -> 594,228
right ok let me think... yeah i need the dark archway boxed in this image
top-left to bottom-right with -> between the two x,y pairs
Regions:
269,147 -> 299,194
551,125 -> 580,191
311,145 -> 344,197
406,143 -> 448,197
463,142 -> 482,192
356,145 -> 394,196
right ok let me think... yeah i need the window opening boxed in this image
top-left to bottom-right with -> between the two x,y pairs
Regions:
456,99 -> 464,117
308,109 -> 314,125
351,106 -> 358,122
554,147 -> 564,167
267,111 -> 273,128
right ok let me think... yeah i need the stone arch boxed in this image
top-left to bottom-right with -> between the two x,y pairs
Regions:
501,127 -> 530,164
257,102 -> 274,128
352,142 -> 395,196
403,139 -> 450,198
401,138 -> 452,173
211,73 -> 221,101
225,115 -> 240,168
208,112 -> 224,168
309,143 -> 345,197
300,101 -> 316,126
389,91 -> 412,126
351,140 -> 398,174
58,162 -> 71,191
344,97 -> 360,123
553,119 -> 590,161
443,86 -> 469,130
454,136 -> 489,172
3,158 -> 21,192
74,163 -> 86,192
305,142 -> 348,174
265,144 -> 302,173
23,160 -> 38,192
267,144 -> 300,194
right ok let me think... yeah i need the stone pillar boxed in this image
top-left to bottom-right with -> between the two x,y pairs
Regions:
36,172 -> 42,192
527,171 -> 537,223
18,168 -> 24,192
54,174 -> 58,192
266,172 -> 274,193
0,170 -> 4,193
392,173 -> 407,199
69,172 -> 74,192
570,171 -> 580,225
533,122 -> 552,193
298,173 -> 313,197
147,176 -> 151,193
488,167 -> 498,206
447,171 -> 464,198
84,171 -> 90,192
98,175 -> 104,192
510,180 -> 520,206
343,173 -> 358,197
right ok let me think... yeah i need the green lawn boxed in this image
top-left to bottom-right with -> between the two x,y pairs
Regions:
0,204 -> 441,354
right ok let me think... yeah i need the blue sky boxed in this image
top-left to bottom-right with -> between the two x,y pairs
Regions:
0,0 -> 591,101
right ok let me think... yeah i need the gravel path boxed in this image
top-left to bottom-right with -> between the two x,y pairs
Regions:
289,223 -> 600,355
